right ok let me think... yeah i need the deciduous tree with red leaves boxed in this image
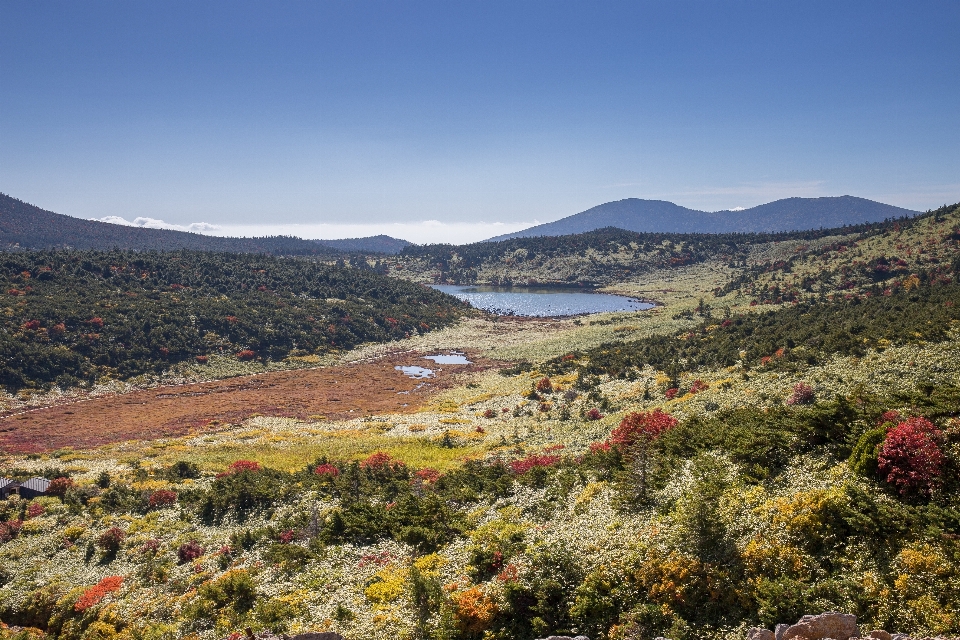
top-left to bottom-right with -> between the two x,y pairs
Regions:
610,409 -> 678,451
609,409 -> 679,502
878,416 -> 944,497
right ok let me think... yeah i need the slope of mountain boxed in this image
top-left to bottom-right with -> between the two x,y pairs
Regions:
0,193 -> 338,255
488,196 -> 919,240
314,235 -> 412,254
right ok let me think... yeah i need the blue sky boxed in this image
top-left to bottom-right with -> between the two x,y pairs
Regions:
2,1 -> 959,243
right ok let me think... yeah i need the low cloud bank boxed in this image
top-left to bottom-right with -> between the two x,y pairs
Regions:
94,215 -> 538,245
94,216 -> 220,234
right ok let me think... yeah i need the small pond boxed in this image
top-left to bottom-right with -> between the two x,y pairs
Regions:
423,352 -> 472,365
432,285 -> 654,317
395,365 -> 435,379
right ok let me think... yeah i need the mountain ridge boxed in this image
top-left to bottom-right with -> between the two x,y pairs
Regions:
487,195 -> 919,241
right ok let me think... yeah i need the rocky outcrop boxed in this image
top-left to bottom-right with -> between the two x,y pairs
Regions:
744,612 -> 959,640
224,632 -> 345,640
780,612 -> 859,640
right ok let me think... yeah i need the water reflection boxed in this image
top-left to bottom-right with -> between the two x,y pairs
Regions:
431,285 -> 653,317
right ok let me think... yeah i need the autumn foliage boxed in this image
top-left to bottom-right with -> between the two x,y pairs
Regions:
74,576 -> 123,612
878,417 -> 945,496
216,460 -> 262,478
609,409 -> 678,451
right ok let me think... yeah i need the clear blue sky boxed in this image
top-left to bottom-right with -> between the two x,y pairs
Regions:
2,1 -> 959,242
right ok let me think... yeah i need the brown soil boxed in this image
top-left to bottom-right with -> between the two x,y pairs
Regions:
0,352 -> 495,454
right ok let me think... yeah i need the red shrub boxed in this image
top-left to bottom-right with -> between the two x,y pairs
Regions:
236,349 -> 256,360
361,452 -> 405,472
589,441 -> 611,454
97,527 -> 126,552
0,519 -> 23,542
51,323 -> 66,334
313,463 -> 340,477
177,540 -> 204,563
689,379 -> 709,394
535,377 -> 553,393
149,490 -> 178,508
47,477 -> 74,496
21,320 -> 41,331
195,355 -> 209,363
610,409 -> 678,451
88,317 -> 104,328
414,468 -> 442,484
74,576 -> 123,612
27,502 -> 45,519
585,408 -> 604,421
786,382 -> 815,406
278,530 -> 296,544
216,460 -> 262,478
665,388 -> 679,399
483,409 -> 497,419
510,454 -> 561,475
878,410 -> 901,425
878,417 -> 944,496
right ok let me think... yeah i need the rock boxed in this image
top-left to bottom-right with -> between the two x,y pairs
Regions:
867,632 -> 893,640
536,636 -> 589,640
777,624 -> 792,640
292,635 -> 345,640
781,613 -> 860,640
747,628 -> 776,640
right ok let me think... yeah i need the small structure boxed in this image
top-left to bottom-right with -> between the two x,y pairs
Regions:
0,477 -> 18,498
18,477 -> 50,499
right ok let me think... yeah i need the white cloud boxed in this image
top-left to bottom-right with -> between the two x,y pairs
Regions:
93,215 -> 537,244
94,216 -> 220,233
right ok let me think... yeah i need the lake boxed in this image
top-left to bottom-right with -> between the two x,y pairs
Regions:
431,285 -> 654,317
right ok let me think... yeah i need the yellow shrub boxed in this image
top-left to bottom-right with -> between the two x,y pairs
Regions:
365,566 -> 407,606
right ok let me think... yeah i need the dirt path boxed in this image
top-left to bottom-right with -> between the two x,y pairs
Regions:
0,352 -> 495,454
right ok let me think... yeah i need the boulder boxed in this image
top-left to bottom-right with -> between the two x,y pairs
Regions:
867,632 -> 892,640
747,629 -> 775,640
777,624 -> 792,640
781,613 -> 860,640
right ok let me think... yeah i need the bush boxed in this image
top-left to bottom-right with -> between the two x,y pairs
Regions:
849,427 -> 887,477
148,490 -> 177,508
878,417 -> 945,497
609,409 -> 678,452
96,527 -> 125,552
177,540 -> 204,563
46,477 -> 74,497
786,382 -> 815,405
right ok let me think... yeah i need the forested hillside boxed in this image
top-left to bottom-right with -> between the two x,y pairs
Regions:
397,208 -> 937,286
0,250 -> 469,391
0,194 -> 337,255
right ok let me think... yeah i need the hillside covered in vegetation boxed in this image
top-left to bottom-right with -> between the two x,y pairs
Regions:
394,207 -> 940,287
0,250 -> 470,391
0,194 -> 341,255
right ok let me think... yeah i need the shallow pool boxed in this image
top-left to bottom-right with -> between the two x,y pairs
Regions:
432,285 -> 653,317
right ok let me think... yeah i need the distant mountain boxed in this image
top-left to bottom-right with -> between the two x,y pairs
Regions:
315,235 -> 412,254
488,196 -> 919,240
0,193 -> 340,255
